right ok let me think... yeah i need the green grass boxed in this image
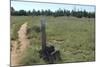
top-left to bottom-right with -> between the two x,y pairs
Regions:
11,16 -> 95,65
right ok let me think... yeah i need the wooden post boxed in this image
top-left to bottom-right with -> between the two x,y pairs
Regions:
41,18 -> 46,50
39,17 -> 61,63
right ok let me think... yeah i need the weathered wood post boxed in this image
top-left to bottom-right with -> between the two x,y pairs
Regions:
39,17 -> 61,64
40,18 -> 46,51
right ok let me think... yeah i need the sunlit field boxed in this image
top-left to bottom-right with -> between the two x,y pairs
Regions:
11,16 -> 95,65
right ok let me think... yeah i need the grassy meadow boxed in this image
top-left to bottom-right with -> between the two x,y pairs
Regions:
11,16 -> 95,65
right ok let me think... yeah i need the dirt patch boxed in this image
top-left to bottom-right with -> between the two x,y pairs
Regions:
11,22 -> 30,66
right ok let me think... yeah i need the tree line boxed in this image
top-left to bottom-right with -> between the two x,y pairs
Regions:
11,7 -> 95,18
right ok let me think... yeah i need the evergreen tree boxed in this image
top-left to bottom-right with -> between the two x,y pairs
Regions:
11,7 -> 95,18
18,10 -> 27,16
11,7 -> 15,15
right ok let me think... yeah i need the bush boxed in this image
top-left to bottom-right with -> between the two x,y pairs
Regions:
27,25 -> 40,39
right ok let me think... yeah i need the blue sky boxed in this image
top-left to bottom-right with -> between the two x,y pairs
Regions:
11,1 -> 95,12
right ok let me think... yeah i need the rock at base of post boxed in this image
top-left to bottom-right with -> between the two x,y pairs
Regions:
39,45 -> 61,64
